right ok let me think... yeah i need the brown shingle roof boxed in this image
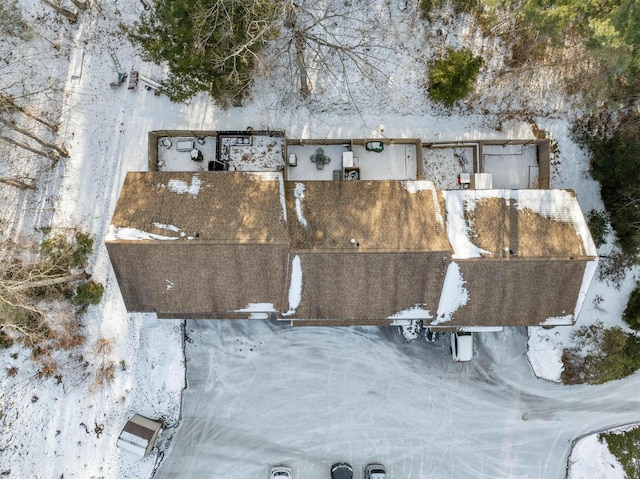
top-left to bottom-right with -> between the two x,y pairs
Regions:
107,171 -> 597,327
110,172 -> 288,244
467,197 -> 586,258
107,172 -> 289,317
107,242 -> 288,316
285,180 -> 450,252
434,258 -> 587,327
287,252 -> 450,322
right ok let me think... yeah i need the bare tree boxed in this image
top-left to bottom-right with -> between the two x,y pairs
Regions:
277,1 -> 395,104
0,133 -> 60,162
0,94 -> 58,132
0,117 -> 68,157
1,2 -> 67,163
41,0 -> 78,23
285,3 -> 310,98
0,177 -> 37,190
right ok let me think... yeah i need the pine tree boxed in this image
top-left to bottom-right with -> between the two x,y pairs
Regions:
125,0 -> 284,105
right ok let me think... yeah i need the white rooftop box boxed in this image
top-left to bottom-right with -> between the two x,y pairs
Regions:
176,140 -> 195,152
472,173 -> 493,190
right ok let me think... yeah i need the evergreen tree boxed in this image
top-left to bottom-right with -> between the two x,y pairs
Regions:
427,48 -> 483,107
125,0 -> 284,105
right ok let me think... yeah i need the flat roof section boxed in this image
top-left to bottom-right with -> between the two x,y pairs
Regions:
422,145 -> 476,189
153,132 -> 285,172
157,136 -> 217,172
286,142 -> 417,181
482,144 -> 538,189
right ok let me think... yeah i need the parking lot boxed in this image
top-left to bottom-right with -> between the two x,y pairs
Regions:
153,321 -> 640,479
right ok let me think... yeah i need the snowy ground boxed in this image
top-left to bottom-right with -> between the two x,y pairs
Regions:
1,0 -> 638,477
155,321 -> 640,479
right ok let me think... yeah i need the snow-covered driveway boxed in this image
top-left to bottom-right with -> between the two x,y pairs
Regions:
155,321 -> 640,479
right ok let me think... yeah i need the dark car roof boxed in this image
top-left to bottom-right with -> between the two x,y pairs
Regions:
331,463 -> 353,479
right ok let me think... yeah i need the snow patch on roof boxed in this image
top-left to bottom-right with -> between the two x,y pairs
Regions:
105,225 -> 178,241
117,438 -> 146,459
402,180 -> 434,194
402,180 -> 444,230
235,303 -> 276,313
433,262 -> 468,324
283,255 -> 302,316
511,189 -> 597,256
388,304 -> 432,320
293,183 -> 308,228
573,258 -> 598,320
153,223 -> 180,232
540,314 -> 574,326
166,174 -> 202,197
117,430 -> 148,459
442,191 -> 491,258
277,175 -> 287,222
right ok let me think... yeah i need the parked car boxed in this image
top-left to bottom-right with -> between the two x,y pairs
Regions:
451,331 -> 473,362
270,466 -> 292,479
331,462 -> 353,479
365,463 -> 386,479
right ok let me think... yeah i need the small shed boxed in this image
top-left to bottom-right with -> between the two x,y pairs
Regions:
117,414 -> 163,459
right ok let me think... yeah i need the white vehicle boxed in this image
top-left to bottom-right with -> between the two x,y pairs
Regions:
451,331 -> 473,362
365,463 -> 386,479
270,466 -> 292,479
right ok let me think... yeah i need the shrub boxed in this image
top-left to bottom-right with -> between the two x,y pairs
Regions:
72,232 -> 94,268
561,322 -> 640,384
418,0 -> 440,19
428,48 -> 483,107
587,210 -> 609,248
419,0 -> 477,19
601,426 -> 640,478
72,281 -> 104,307
37,359 -> 58,379
623,282 -> 640,330
92,338 -> 115,390
41,231 -> 93,270
0,331 -> 13,349
597,250 -> 637,289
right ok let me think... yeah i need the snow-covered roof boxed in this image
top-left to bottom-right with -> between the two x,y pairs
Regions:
434,259 -> 588,327
443,189 -> 597,259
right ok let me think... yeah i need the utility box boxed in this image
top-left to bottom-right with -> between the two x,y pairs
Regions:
457,173 -> 471,188
117,414 -> 163,459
